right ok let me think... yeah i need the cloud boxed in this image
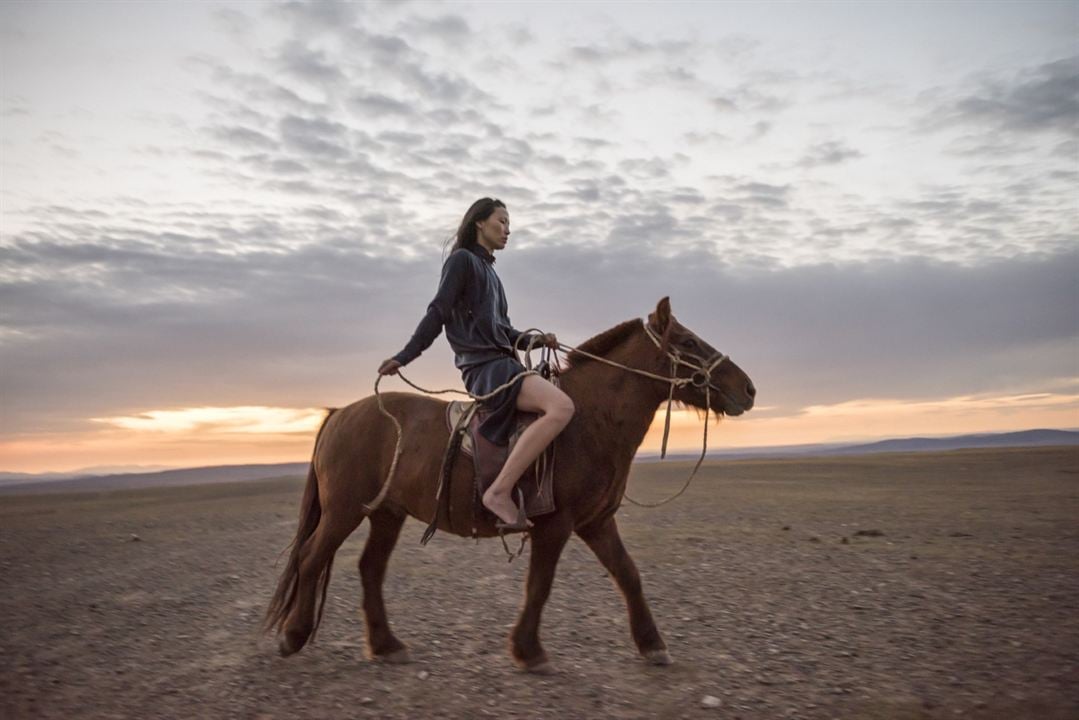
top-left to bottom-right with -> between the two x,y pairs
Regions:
212,8 -> 252,40
396,63 -> 482,103
349,91 -> 415,117
278,114 -> 350,159
499,245 -> 1079,413
567,37 -> 693,65
711,85 -> 788,114
1,95 -> 29,117
955,56 -> 1078,134
208,124 -> 277,151
93,406 -> 324,435
277,41 -> 346,85
397,13 -> 470,42
801,391 -> 1079,419
798,140 -> 863,167
926,55 -> 1079,136
185,5 -> 1038,277
734,181 -> 789,207
270,0 -> 362,34
4,183 -> 1075,438
191,58 -> 329,116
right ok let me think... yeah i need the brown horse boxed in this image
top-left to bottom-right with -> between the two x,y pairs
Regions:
265,297 -> 755,672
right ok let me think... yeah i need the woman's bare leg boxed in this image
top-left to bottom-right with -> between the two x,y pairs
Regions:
482,374 -> 574,525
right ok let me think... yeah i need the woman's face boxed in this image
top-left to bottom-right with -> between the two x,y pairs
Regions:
476,207 -> 510,251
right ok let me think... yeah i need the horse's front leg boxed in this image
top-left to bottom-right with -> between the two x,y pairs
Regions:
510,514 -> 572,673
578,515 -> 671,665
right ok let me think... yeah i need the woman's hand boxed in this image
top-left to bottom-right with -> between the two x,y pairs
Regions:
378,358 -> 402,376
541,333 -> 559,349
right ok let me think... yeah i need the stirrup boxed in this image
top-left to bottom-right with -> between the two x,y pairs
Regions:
494,487 -> 531,532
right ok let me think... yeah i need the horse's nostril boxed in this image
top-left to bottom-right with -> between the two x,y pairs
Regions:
746,382 -> 756,398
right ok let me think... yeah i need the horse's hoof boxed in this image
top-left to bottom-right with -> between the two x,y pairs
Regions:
278,637 -> 299,658
643,649 -> 673,666
524,661 -> 556,675
372,647 -> 412,664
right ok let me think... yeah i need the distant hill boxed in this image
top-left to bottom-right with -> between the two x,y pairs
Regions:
0,462 -> 308,495
826,429 -> 1079,456
3,429 -> 1076,496
641,428 -> 1079,462
0,464 -> 175,484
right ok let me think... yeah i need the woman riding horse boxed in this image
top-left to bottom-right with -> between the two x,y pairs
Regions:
377,198 -> 574,530
268,293 -> 756,670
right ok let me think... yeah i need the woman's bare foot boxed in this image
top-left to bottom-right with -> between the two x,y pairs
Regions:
482,488 -> 532,527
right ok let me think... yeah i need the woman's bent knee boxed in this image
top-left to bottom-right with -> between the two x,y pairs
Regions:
550,392 -> 575,426
518,376 -> 575,425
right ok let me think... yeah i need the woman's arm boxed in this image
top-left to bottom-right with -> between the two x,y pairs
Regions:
388,251 -> 471,367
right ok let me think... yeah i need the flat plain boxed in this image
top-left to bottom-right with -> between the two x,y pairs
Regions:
2,446 -> 1077,719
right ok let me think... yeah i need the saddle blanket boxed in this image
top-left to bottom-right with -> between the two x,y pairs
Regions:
445,400 -> 556,518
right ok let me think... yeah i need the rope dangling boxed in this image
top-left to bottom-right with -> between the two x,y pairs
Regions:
366,374 -> 405,514
499,531 -> 528,562
692,384 -> 711,479
659,356 -> 676,460
624,381 -> 710,509
367,367 -> 538,515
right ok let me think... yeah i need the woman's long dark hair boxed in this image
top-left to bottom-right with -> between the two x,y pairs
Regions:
444,197 -> 506,255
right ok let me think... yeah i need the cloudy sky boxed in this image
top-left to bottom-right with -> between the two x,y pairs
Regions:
1,0 -> 1076,474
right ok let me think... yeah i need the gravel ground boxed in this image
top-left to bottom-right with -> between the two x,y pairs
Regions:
2,446 -> 1077,719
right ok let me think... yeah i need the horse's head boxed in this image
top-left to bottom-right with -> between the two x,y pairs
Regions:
646,297 -> 756,417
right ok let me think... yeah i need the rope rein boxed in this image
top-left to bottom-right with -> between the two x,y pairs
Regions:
367,323 -> 728,515
367,368 -> 539,514
571,326 -> 727,508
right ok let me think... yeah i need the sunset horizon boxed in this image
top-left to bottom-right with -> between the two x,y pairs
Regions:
3,392 -> 1076,475
3,1 -> 1076,478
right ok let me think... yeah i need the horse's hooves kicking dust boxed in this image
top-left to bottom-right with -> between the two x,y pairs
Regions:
278,636 -> 302,658
523,661 -> 556,675
643,649 -> 674,666
370,647 -> 413,664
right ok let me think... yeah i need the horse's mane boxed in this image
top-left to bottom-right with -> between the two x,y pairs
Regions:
564,318 -> 643,367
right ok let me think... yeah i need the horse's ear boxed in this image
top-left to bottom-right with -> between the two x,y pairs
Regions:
648,297 -> 673,352
649,297 -> 672,333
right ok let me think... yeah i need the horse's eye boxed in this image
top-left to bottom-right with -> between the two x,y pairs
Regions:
681,338 -> 697,349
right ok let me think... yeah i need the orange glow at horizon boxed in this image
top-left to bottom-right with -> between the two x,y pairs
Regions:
641,389 -> 1079,452
92,405 -> 326,435
1,389 -> 1077,474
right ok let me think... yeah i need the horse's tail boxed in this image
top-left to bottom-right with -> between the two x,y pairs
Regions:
263,408 -> 338,636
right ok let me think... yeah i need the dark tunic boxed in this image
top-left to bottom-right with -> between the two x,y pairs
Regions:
393,244 -> 535,445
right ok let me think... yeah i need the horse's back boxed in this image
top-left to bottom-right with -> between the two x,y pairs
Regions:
314,392 -> 452,515
330,391 -> 447,426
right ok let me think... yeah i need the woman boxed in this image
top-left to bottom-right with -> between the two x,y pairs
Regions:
378,198 -> 575,529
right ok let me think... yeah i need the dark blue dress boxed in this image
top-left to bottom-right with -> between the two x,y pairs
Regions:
393,244 -> 535,446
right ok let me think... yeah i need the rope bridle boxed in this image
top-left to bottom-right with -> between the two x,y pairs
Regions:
572,324 -> 728,507
367,320 -> 729,515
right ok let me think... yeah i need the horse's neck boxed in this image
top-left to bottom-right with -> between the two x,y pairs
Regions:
559,349 -> 667,456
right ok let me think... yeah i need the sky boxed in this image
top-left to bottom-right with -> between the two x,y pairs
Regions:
1,0 -> 1076,474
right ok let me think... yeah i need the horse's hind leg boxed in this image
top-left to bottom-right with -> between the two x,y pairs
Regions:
359,508 -> 410,663
578,516 -> 671,665
280,510 -> 364,656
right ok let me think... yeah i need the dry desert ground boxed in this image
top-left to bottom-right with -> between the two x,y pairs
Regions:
2,446 -> 1077,719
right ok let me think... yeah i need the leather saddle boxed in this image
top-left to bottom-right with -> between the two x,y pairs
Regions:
446,400 -> 556,519
419,400 -> 556,544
